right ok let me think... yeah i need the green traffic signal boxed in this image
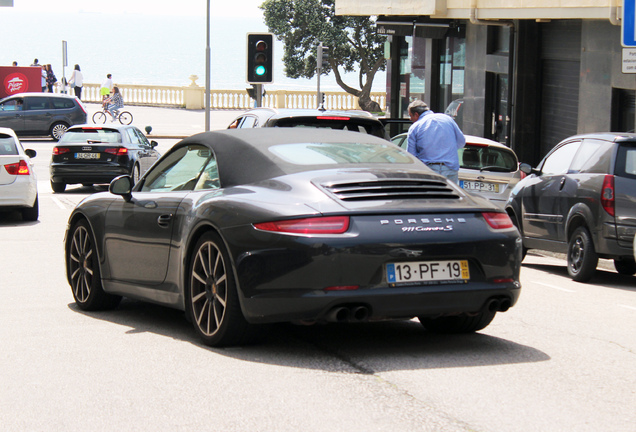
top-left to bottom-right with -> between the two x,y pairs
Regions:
247,33 -> 273,83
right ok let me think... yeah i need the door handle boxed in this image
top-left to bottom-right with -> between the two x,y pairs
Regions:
157,213 -> 172,228
559,177 -> 566,191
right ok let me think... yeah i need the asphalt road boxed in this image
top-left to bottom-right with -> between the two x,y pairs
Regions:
1,137 -> 635,432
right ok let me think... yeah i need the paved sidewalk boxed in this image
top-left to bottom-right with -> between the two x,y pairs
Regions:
85,103 -> 242,139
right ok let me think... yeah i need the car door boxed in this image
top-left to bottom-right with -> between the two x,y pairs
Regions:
521,140 -> 581,241
103,144 -> 212,286
23,96 -> 52,135
0,98 -> 25,133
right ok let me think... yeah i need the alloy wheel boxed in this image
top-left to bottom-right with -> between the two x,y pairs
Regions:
190,240 -> 228,337
69,225 -> 94,303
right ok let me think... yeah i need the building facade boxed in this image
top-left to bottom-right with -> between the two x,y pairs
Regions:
336,1 -> 630,165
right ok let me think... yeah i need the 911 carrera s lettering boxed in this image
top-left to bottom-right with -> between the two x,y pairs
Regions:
401,225 -> 453,232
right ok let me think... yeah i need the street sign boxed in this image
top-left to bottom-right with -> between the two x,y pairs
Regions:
623,48 -> 636,73
623,0 -> 636,47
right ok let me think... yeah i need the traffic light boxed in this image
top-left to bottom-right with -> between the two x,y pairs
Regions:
319,45 -> 330,69
247,33 -> 273,84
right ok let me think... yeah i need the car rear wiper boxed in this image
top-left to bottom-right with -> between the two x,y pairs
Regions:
480,166 -> 512,173
86,140 -> 104,144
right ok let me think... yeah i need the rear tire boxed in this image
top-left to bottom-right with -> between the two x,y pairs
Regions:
567,226 -> 598,282
51,181 -> 66,193
614,257 -> 636,275
21,195 -> 39,221
67,219 -> 121,310
92,111 -> 107,124
50,122 -> 69,141
419,309 -> 496,333
186,231 -> 252,347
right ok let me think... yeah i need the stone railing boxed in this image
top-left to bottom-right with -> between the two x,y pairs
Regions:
72,77 -> 386,112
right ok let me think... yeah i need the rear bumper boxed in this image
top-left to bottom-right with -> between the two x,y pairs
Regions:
0,179 -> 37,208
50,164 -> 130,185
241,282 -> 521,324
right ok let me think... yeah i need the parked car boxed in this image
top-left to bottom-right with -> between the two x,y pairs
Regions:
227,107 -> 388,139
64,128 -> 522,347
0,93 -> 87,140
0,127 -> 38,221
506,132 -> 636,282
392,133 -> 526,207
50,124 -> 160,193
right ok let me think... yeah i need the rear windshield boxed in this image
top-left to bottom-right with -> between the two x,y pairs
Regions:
616,144 -> 636,179
60,128 -> 122,144
0,134 -> 18,155
268,142 -> 414,165
272,118 -> 387,138
459,144 -> 518,172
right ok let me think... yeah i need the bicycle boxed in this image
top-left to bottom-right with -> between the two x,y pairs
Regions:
92,107 -> 133,125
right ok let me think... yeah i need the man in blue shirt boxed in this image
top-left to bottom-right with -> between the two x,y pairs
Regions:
407,100 -> 465,184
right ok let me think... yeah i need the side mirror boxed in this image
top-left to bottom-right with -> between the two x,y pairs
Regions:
519,163 -> 533,175
25,149 -> 37,158
109,175 -> 133,201
150,140 -> 158,148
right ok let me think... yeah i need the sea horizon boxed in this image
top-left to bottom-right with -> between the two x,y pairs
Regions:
1,10 -> 386,94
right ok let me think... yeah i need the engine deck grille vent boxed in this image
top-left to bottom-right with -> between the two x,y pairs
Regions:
322,179 -> 460,201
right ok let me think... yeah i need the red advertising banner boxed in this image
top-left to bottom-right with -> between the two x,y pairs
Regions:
0,66 -> 43,99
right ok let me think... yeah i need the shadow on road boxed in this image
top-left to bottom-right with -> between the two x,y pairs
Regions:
68,299 -> 550,373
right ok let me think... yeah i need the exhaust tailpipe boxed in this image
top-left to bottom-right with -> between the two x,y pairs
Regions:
487,298 -> 501,313
326,307 -> 350,323
351,306 -> 370,322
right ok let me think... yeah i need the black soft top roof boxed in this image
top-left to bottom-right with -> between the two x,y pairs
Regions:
177,128 -> 414,187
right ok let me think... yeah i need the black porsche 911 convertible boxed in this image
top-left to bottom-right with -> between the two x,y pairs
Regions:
65,128 -> 522,346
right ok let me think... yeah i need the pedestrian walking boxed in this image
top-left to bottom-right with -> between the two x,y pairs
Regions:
45,64 -> 57,93
406,99 -> 466,184
69,64 -> 84,100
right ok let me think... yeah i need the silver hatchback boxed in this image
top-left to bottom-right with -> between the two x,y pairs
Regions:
392,133 -> 524,208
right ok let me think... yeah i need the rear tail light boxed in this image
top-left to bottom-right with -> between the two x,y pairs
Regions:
105,147 -> 128,156
601,174 -> 615,216
254,216 -> 350,234
316,116 -> 350,121
53,147 -> 71,155
482,212 -> 513,230
4,160 -> 30,175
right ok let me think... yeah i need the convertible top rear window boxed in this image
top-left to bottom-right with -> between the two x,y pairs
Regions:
269,142 -> 414,165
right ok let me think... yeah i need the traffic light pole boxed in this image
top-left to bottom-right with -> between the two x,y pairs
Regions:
316,43 -> 323,109
255,84 -> 263,108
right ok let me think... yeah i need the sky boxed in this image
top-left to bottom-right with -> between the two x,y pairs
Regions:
4,0 -> 266,18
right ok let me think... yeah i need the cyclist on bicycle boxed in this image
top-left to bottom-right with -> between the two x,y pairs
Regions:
103,86 -> 124,122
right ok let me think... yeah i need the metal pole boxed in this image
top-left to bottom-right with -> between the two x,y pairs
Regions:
255,84 -> 263,108
205,0 -> 211,131
316,43 -> 322,108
